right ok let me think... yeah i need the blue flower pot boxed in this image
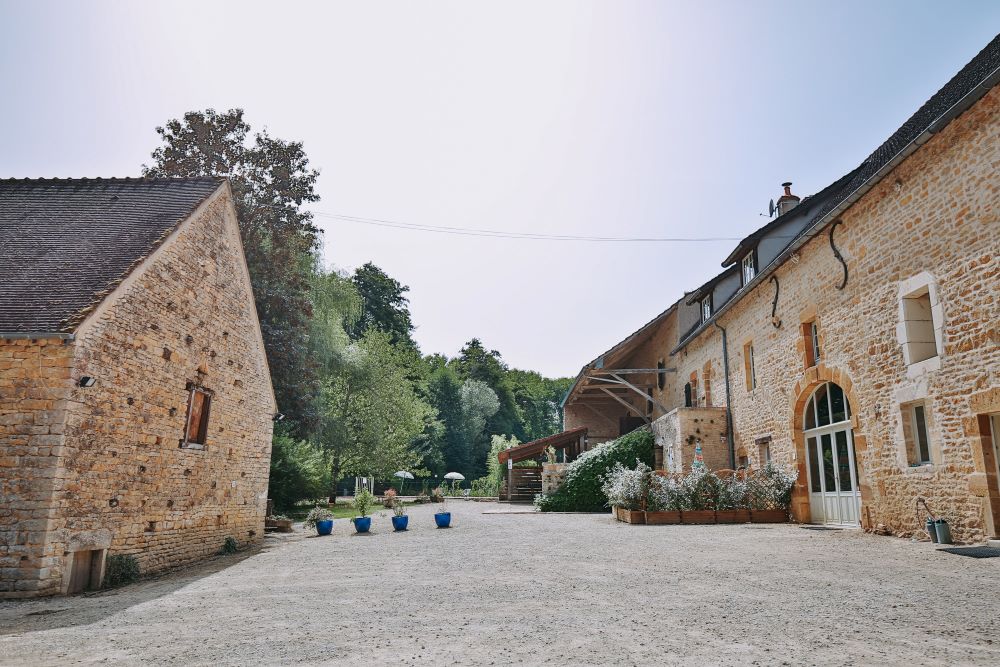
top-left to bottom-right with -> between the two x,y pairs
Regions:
391,515 -> 409,531
434,512 -> 451,528
353,516 -> 372,533
316,519 -> 333,536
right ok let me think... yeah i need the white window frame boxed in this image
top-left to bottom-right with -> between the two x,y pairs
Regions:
747,344 -> 756,390
896,272 -> 943,378
741,251 -> 756,286
701,296 -> 712,322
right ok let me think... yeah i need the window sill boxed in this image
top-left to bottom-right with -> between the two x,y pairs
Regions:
906,355 -> 941,379
179,441 -> 206,451
902,462 -> 935,474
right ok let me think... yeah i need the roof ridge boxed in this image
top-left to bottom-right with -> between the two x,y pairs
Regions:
0,176 -> 226,184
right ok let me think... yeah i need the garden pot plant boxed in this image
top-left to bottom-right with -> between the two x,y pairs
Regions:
304,506 -> 334,536
432,486 -> 451,528
391,497 -> 409,531
352,489 -> 375,534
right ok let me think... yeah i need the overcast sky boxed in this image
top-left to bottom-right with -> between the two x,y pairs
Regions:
2,1 -> 997,377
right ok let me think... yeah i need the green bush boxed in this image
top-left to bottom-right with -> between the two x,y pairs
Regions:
535,428 -> 654,512
268,429 -> 330,510
103,554 -> 140,589
220,536 -> 239,554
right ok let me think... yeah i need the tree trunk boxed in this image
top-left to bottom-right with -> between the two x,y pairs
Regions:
329,455 -> 341,505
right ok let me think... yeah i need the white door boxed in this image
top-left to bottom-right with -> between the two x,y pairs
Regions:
803,382 -> 861,526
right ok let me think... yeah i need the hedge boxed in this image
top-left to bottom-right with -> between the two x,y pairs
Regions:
535,428 -> 655,512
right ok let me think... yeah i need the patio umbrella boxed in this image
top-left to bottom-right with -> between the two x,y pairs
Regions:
393,470 -> 414,494
443,472 -> 465,480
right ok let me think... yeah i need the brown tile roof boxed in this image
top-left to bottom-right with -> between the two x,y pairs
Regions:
0,177 -> 225,334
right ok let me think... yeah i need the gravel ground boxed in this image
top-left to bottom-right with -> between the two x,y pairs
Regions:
1,501 -> 998,666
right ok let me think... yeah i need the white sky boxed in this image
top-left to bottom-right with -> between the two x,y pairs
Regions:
2,1 -> 998,377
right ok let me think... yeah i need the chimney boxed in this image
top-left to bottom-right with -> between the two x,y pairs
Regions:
776,182 -> 800,216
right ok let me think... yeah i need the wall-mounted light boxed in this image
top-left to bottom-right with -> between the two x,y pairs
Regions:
79,376 -> 96,388
272,413 -> 285,422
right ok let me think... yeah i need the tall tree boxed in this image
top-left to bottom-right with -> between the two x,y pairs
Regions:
318,330 -> 432,500
459,379 -> 500,478
452,339 -> 523,441
347,262 -> 416,348
427,365 -> 466,474
508,370 -> 573,441
143,109 -> 322,432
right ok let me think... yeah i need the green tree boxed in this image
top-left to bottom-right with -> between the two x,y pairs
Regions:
508,369 -> 573,441
459,379 -> 500,478
427,365 -> 466,474
319,330 -> 432,500
452,339 -> 523,442
347,262 -> 416,348
268,428 -> 330,510
143,109 -> 322,432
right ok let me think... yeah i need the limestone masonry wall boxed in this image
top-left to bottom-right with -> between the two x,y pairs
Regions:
1,188 -> 275,597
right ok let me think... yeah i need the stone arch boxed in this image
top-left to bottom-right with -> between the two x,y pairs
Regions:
788,365 -> 872,528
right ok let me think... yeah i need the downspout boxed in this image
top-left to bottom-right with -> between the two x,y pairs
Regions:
715,322 -> 735,469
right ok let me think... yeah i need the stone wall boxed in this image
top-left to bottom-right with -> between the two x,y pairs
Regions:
0,338 -> 74,596
672,85 -> 1000,541
652,407 -> 729,473
0,187 -> 275,597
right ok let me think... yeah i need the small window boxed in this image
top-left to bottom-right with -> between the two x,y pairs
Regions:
904,402 -> 932,465
901,288 -> 938,364
744,342 -> 756,391
759,441 -> 771,464
183,386 -> 212,448
701,296 -> 712,322
803,321 -> 821,368
683,382 -> 693,408
656,360 -> 666,390
741,252 -> 756,286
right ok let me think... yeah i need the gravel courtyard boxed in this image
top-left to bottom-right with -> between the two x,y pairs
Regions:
1,501 -> 998,666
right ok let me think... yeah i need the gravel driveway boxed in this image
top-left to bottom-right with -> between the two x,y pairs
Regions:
1,501 -> 998,666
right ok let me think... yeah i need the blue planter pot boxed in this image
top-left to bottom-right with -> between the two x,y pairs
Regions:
353,516 -> 372,533
316,519 -> 333,536
434,512 -> 451,528
391,515 -> 409,531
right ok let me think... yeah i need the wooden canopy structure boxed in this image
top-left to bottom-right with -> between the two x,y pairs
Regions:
498,428 -> 588,502
497,427 -> 588,464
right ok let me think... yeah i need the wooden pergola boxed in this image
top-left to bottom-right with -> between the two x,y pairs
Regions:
498,427 -> 588,502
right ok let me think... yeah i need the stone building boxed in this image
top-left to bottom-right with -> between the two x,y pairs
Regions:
0,177 -> 276,597
562,35 -> 1000,542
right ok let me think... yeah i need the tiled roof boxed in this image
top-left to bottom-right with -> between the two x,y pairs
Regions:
0,177 -> 225,334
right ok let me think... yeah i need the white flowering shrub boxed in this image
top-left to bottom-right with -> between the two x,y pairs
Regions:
746,462 -> 798,510
600,460 -> 651,510
647,474 -> 684,511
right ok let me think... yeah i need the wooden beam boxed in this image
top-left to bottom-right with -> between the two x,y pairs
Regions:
599,388 -> 649,421
610,373 -> 673,415
587,368 -> 677,375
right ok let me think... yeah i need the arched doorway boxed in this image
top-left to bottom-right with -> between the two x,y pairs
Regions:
803,382 -> 861,526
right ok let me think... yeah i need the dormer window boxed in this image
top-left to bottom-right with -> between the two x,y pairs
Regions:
741,252 -> 756,286
701,296 -> 712,322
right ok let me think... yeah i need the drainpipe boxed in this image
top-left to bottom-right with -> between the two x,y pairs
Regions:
715,322 -> 736,469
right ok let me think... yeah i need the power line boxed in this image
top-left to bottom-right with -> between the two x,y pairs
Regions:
309,211 -> 749,243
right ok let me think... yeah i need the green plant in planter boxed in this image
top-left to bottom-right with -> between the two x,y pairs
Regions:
352,488 -> 375,518
303,506 -> 334,530
392,500 -> 407,518
600,460 -> 651,510
430,486 -> 445,503
679,466 -> 723,510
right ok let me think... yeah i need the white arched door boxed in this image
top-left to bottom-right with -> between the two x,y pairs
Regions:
803,382 -> 861,526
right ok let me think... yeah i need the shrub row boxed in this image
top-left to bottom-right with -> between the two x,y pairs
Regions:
602,461 -> 798,511
535,428 -> 654,512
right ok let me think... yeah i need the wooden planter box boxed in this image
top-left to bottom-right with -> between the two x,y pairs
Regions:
750,509 -> 789,523
265,518 -> 293,533
614,507 -> 646,524
716,509 -> 751,524
681,510 -> 717,524
644,511 -> 682,525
